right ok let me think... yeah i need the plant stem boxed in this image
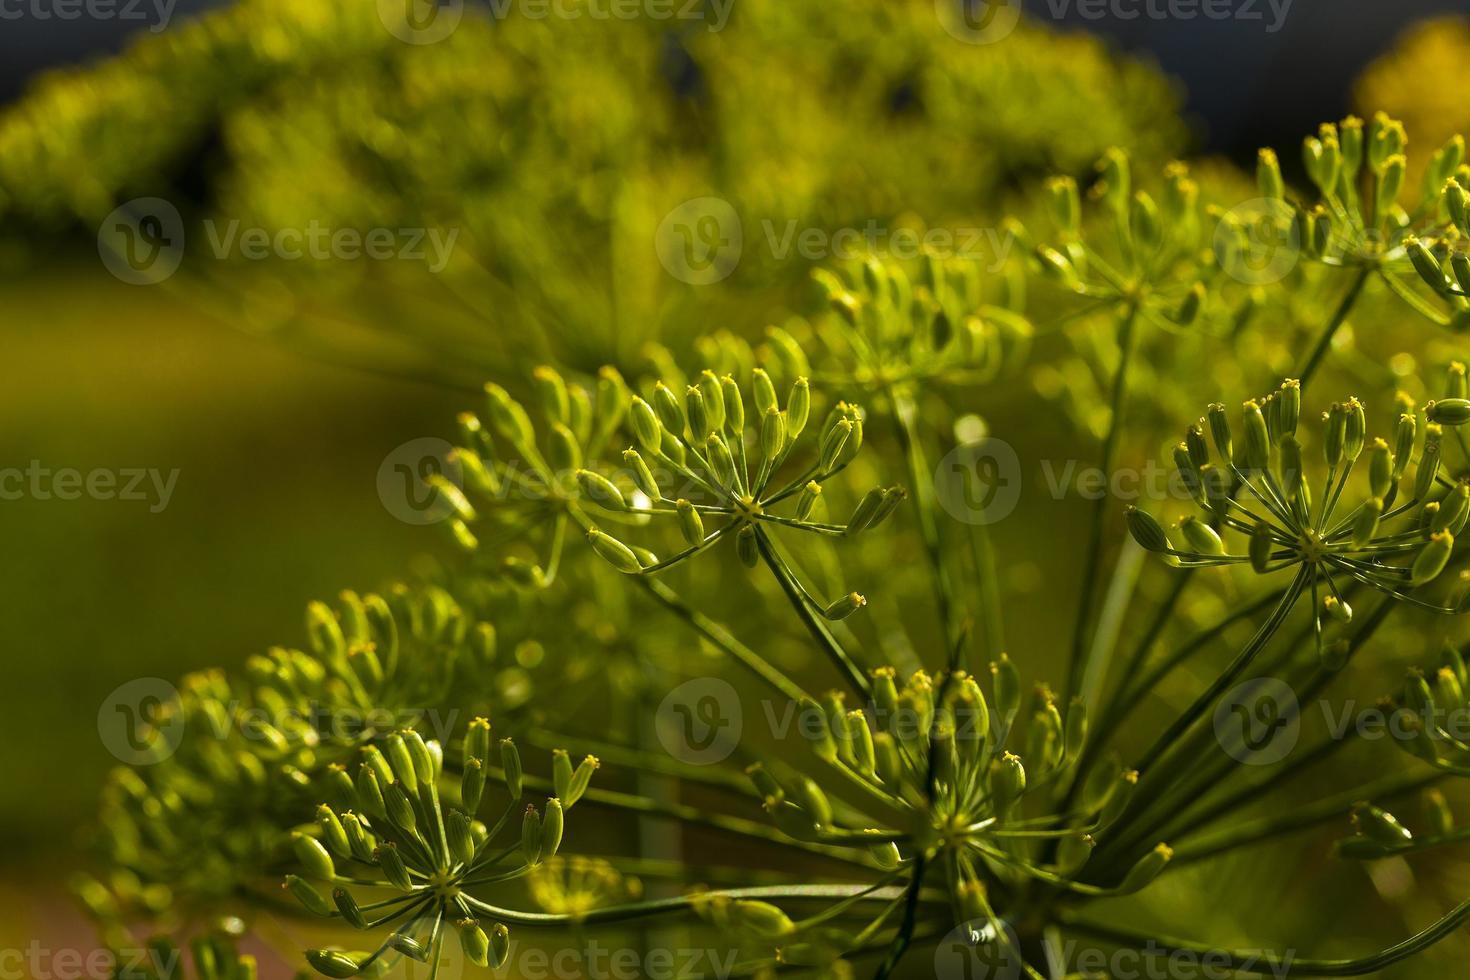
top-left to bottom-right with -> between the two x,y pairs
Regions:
1296,266 -> 1371,387
890,385 -> 963,652
1066,302 -> 1140,706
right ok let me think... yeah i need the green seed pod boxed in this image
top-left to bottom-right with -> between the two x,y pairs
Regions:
588,529 -> 643,574
1353,803 -> 1413,845
745,763 -> 782,799
1036,246 -> 1079,288
992,655 -> 1021,729
872,731 -> 903,786
384,785 -> 418,836
1392,414 -> 1417,481
1324,595 -> 1353,624
1344,398 -> 1367,461
760,407 -> 786,467
520,805 -> 543,865
1243,400 -> 1270,471
552,749 -> 574,801
1428,398 -> 1470,425
706,433 -> 739,488
686,385 -> 712,443
490,924 -> 510,967
1417,435 -> 1443,501
1354,497 -> 1384,547
623,449 -> 660,500
389,934 -> 428,962
787,378 -> 811,441
461,758 -> 486,815
846,487 -> 886,535
459,919 -> 491,968
721,375 -> 745,434
737,525 -> 758,568
819,419 -> 852,472
1304,134 -> 1341,194
1055,834 -> 1095,877
1278,380 -> 1301,437
576,470 -> 626,511
1098,147 -> 1131,215
795,481 -> 822,521
500,738 -> 523,800
676,499 -> 705,546
1340,115 -> 1365,176
484,383 -> 537,451
284,875 -> 331,916
1125,507 -> 1171,554
629,397 -> 662,453
531,366 -> 570,426
376,842 -> 412,890
1427,788 -> 1455,838
1257,147 -> 1284,200
1046,175 -> 1080,235
989,752 -> 1026,813
341,813 -> 376,862
1179,516 -> 1223,556
821,592 -> 866,622
1447,179 -> 1470,236
1118,844 -> 1173,894
292,832 -> 335,881
1280,434 -> 1305,499
541,798 -> 565,859
870,840 -> 902,870
566,756 -> 598,808
356,764 -> 386,819
333,887 -> 367,930
1174,445 -> 1204,505
548,423 -> 581,473
316,806 -> 351,858
1094,769 -> 1139,833
595,366 -> 629,437
730,900 -> 796,938
1434,484 -> 1470,534
1436,666 -> 1465,709
1185,424 -> 1209,471
322,764 -> 358,814
1368,439 -> 1394,498
1412,530 -> 1454,586
1409,239 -> 1447,293
870,486 -> 907,527
1376,154 -> 1407,217
752,368 -> 778,418
653,383 -> 686,437
1249,522 -> 1274,573
1207,403 -> 1232,460
464,717 -> 491,767
381,734 -> 415,792
305,951 -> 364,979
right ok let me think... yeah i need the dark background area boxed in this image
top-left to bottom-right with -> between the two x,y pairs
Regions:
3,0 -> 1469,160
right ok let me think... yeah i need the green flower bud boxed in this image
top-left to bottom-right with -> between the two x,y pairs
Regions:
1250,522 -> 1274,573
284,875 -> 331,916
1243,400 -> 1270,471
490,924 -> 510,967
1417,434 -> 1443,501
787,378 -> 811,441
1376,154 -> 1406,217
846,487 -> 886,535
1179,516 -> 1223,556
376,842 -> 412,890
1257,147 -> 1284,200
623,449 -> 660,500
342,813 -> 376,862
653,383 -> 686,436
1303,134 -> 1341,194
1353,803 -> 1413,845
760,406 -> 786,466
1344,398 -> 1367,461
292,832 -> 335,881
484,384 -> 537,451
548,423 -> 581,473
686,385 -> 712,443
356,764 -> 386,819
992,655 -> 1021,728
989,752 -> 1026,812
1118,843 -> 1173,894
1340,115 -> 1365,176
1393,414 -> 1417,480
697,370 -> 727,433
1208,403 -> 1233,460
541,798 -> 565,859
520,805 -> 543,865
730,901 -> 795,938
721,375 -> 745,434
316,806 -> 351,858
333,887 -> 367,930
1036,246 -> 1079,288
752,368 -> 778,418
384,784 -> 418,836
706,432 -> 738,488
1368,439 -> 1394,498
1046,175 -> 1081,235
1413,531 -> 1455,586
305,951 -> 365,979
501,739 -> 523,800
576,469 -> 626,511
824,592 -> 867,622
461,758 -> 486,815
1055,834 -> 1095,878
676,499 -> 705,546
819,419 -> 851,473
737,525 -> 758,568
629,397 -> 662,453
531,366 -> 570,426
1408,239 -> 1447,293
870,486 -> 907,527
1324,595 -> 1352,624
795,481 -> 822,522
1435,484 -> 1470,534
1353,497 -> 1383,547
595,366 -> 630,439
588,529 -> 643,574
1447,179 -> 1470,236
1428,398 -> 1470,426
459,919 -> 491,968
1125,507 -> 1171,554
1428,789 -> 1455,838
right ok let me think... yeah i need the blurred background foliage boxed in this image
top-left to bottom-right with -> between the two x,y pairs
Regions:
4,0 -> 1470,975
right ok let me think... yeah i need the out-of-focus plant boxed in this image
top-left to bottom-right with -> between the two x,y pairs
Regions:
0,0 -> 1183,374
